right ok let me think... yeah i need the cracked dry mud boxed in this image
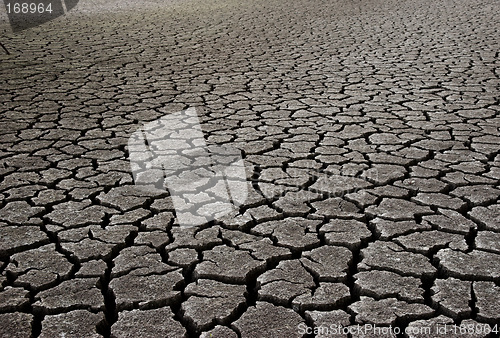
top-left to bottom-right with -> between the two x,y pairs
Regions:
0,0 -> 499,336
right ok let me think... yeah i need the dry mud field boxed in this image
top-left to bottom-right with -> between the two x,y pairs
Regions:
0,0 -> 499,336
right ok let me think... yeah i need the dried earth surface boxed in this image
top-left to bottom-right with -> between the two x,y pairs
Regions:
0,0 -> 499,337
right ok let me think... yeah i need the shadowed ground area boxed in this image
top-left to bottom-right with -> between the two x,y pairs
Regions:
0,0 -> 499,336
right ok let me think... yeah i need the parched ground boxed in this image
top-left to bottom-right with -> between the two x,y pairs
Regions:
0,0 -> 499,337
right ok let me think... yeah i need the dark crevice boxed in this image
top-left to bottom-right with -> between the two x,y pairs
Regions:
31,311 -> 43,338
464,226 -> 478,253
98,260 -> 116,338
